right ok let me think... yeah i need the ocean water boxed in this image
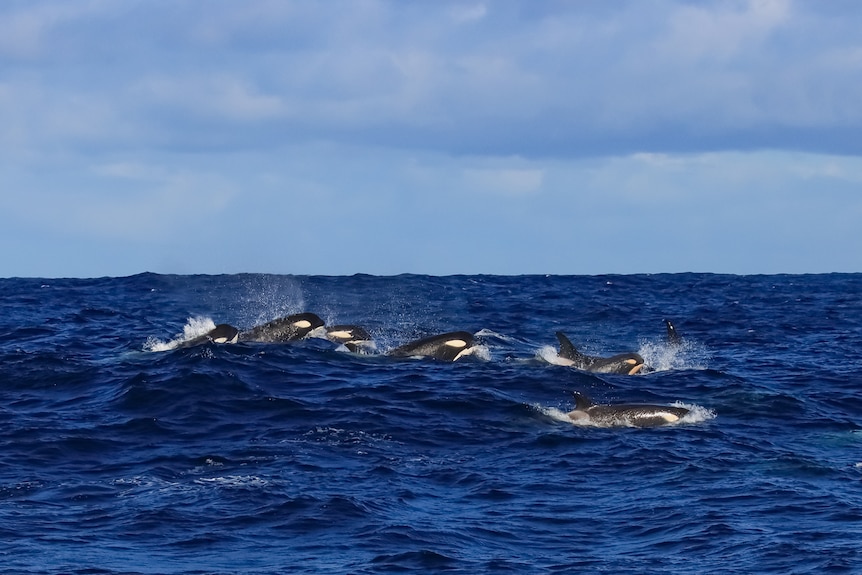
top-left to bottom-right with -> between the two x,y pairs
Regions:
1,273 -> 860,574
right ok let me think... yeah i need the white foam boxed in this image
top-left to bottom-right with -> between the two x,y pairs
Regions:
143,316 -> 216,352
469,344 -> 492,361
194,475 -> 268,489
535,345 -> 572,366
539,405 -> 575,423
474,328 -> 516,342
676,402 -> 716,424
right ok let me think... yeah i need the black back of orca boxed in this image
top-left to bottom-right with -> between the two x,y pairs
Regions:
570,392 -> 690,427
239,312 -> 325,343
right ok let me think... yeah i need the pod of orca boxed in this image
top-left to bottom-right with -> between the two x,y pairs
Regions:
171,313 -> 693,427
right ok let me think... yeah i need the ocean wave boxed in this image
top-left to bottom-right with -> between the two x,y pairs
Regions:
2,273 -> 861,574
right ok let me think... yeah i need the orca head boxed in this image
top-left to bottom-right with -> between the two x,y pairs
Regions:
325,325 -> 376,353
590,353 -> 646,375
440,333 -> 477,361
390,331 -> 477,361
174,322 -> 239,349
422,331 -> 477,362
209,323 -> 239,344
287,312 -> 325,338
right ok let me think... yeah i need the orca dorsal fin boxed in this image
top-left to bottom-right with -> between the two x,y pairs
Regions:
664,319 -> 682,346
572,392 -> 594,410
555,332 -> 588,363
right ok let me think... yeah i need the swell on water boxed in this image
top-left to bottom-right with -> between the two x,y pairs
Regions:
1,272 -> 860,574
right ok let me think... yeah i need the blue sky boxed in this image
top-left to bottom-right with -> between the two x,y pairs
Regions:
2,0 -> 861,277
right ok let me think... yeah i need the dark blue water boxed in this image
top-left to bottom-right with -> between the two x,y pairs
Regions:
1,273 -> 861,574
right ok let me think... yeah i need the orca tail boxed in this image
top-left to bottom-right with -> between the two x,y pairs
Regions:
664,319 -> 682,346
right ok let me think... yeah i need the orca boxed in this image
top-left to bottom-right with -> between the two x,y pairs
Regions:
239,312 -> 325,343
207,323 -> 240,344
554,332 -> 645,375
324,324 -> 376,353
389,331 -> 477,362
567,392 -> 690,428
665,319 -> 682,346
177,323 -> 239,348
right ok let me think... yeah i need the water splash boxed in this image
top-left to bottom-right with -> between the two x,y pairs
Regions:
465,343 -> 492,362
237,276 -> 306,328
535,345 -> 568,366
144,316 -> 216,351
639,339 -> 711,372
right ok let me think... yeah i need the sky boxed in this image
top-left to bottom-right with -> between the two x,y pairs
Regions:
2,0 -> 862,277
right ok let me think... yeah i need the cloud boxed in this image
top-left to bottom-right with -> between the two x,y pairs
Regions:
449,3 -> 488,25
0,0 -> 105,59
135,74 -> 286,122
463,166 -> 544,196
658,0 -> 790,63
1,1 -> 862,277
2,160 -> 236,243
2,140 -> 861,276
2,0 -> 861,160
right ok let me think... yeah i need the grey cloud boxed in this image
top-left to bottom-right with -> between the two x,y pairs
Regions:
2,0 -> 862,159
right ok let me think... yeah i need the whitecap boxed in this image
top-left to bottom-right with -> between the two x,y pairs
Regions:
194,475 -> 268,489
